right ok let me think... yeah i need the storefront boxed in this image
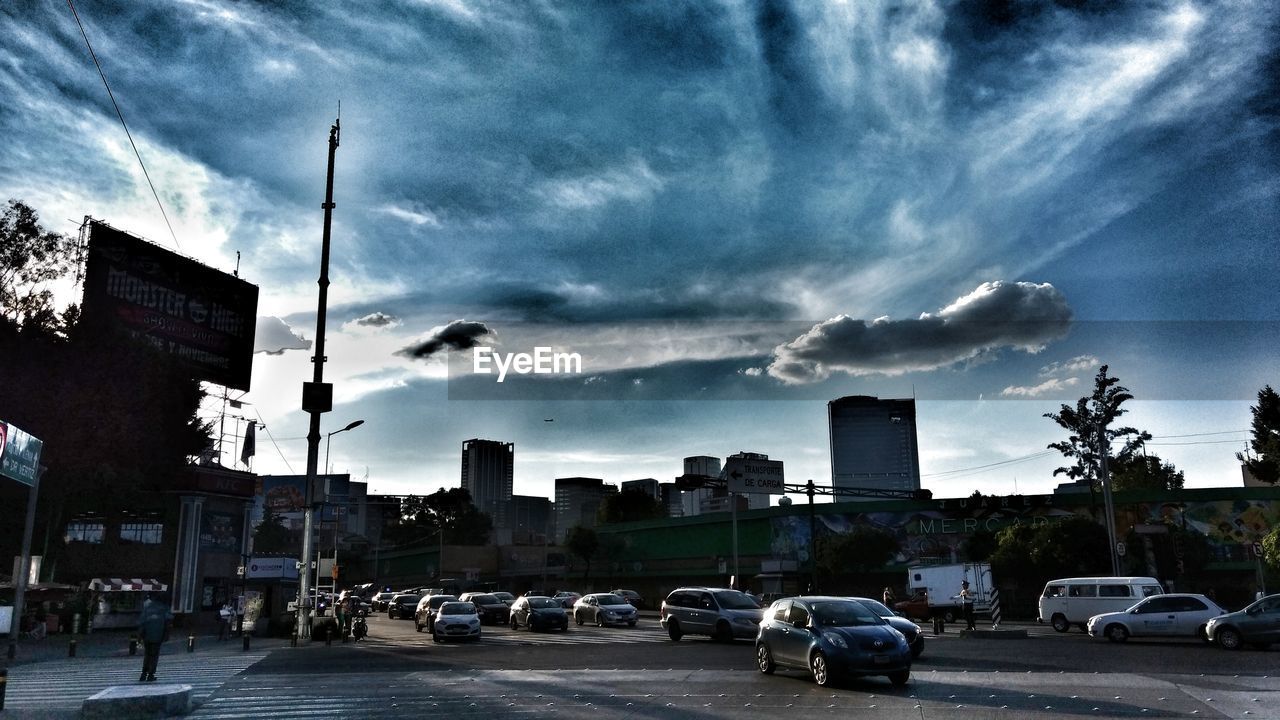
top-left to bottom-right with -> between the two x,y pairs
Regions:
87,577 -> 168,630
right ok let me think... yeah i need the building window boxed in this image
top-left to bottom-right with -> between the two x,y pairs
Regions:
65,521 -> 105,544
120,522 -> 164,544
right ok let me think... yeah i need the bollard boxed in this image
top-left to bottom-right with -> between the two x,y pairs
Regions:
325,627 -> 332,646
69,639 -> 77,657
290,631 -> 298,648
1,667 -> 7,711
129,637 -> 138,655
242,634 -> 250,652
187,635 -> 195,653
990,588 -> 1003,630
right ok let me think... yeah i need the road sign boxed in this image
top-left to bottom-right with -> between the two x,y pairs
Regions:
1116,541 -> 1126,557
724,456 -> 785,494
0,421 -> 43,487
1255,542 -> 1264,558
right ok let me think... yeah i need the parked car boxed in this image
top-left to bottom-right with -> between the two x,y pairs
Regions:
371,591 -> 397,612
510,595 -> 569,632
853,597 -> 925,658
432,601 -> 482,643
1206,593 -> 1280,650
492,591 -> 516,606
756,596 -> 912,687
1039,576 -> 1165,632
459,592 -> 511,625
414,594 -> 458,633
553,591 -> 582,609
611,589 -> 645,609
573,593 -> 638,627
1086,593 -> 1228,643
660,587 -> 763,641
387,593 -> 420,620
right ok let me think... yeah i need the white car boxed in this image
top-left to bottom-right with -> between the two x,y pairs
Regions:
1086,593 -> 1227,643
573,593 -> 638,627
432,601 -> 482,642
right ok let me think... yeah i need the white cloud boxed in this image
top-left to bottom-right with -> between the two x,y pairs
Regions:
254,316 -> 310,354
1000,376 -> 1081,398
1039,355 -> 1099,378
539,155 -> 664,210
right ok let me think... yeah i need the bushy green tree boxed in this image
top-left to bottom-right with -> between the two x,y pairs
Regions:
1110,454 -> 1185,492
990,516 -> 1111,596
1044,365 -> 1151,484
382,488 -> 491,547
252,507 -> 294,554
816,526 -> 898,578
565,526 -> 599,583
0,198 -> 78,331
598,488 -> 665,524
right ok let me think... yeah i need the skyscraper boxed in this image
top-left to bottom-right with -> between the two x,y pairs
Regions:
553,477 -> 614,542
461,439 -> 514,529
828,396 -> 921,493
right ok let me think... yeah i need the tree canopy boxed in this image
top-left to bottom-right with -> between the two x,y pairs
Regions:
252,507 -> 295,554
1237,385 -> 1280,485
598,488 -> 666,524
1109,453 -> 1185,492
381,487 -> 492,547
1044,365 -> 1153,484
0,199 -> 78,332
564,525 -> 600,583
989,516 -> 1111,594
816,526 -> 899,578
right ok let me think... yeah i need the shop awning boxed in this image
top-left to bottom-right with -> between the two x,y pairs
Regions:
88,578 -> 169,592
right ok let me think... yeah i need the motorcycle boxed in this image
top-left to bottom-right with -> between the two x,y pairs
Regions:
351,610 -> 368,641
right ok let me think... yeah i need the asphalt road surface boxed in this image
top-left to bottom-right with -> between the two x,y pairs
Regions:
178,614 -> 1278,719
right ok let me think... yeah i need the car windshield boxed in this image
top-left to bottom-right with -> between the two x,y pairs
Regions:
440,602 -> 474,615
859,599 -> 894,616
713,591 -> 761,610
597,594 -> 627,605
471,594 -> 498,604
811,600 -> 884,627
529,598 -> 561,609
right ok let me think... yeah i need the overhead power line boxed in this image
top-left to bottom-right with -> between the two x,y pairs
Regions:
67,0 -> 181,250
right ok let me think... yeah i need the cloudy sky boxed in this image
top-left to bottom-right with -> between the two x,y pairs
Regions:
3,0 -> 1277,502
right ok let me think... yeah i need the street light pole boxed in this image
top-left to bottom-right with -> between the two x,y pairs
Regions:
325,420 -> 365,475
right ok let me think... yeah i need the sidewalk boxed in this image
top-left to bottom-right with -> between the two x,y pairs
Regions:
1,632 -> 297,719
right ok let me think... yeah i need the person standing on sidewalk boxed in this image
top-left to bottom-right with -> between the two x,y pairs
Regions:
958,580 -> 976,631
137,595 -> 173,682
217,603 -> 233,641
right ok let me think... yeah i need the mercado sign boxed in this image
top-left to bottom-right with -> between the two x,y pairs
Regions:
0,420 -> 43,486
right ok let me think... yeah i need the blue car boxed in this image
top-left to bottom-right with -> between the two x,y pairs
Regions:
756,596 -> 912,687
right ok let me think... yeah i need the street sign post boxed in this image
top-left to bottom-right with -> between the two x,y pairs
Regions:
724,456 -> 785,494
1,420 -> 44,660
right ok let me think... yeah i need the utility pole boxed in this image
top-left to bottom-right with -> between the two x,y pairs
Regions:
806,479 -> 817,594
298,118 -> 340,640
1098,421 -> 1121,576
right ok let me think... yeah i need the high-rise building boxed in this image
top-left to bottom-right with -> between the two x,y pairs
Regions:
659,482 -> 683,517
554,477 -> 615,542
828,396 -> 921,493
681,456 -> 721,517
621,478 -> 660,500
461,439 -> 514,529
506,494 -> 552,545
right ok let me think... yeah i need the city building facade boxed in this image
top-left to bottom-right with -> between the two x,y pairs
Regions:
461,439 -> 514,530
828,395 -> 922,493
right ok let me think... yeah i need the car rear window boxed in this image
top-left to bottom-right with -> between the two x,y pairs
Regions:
471,594 -> 498,604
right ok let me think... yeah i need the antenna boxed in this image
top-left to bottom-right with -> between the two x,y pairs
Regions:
234,250 -> 240,278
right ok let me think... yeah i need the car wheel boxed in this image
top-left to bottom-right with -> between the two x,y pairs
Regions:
715,620 -> 733,642
575,612 -> 584,626
943,609 -> 957,624
1105,624 -> 1129,643
1217,627 -> 1243,650
596,613 -> 605,628
811,650 -> 834,687
889,669 -> 910,687
1051,614 -> 1070,633
667,619 -> 683,641
511,617 -> 519,631
756,643 -> 776,674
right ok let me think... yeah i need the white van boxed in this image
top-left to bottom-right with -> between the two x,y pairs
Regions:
1038,577 -> 1165,632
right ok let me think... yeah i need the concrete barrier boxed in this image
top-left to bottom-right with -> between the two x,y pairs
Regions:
82,683 -> 192,718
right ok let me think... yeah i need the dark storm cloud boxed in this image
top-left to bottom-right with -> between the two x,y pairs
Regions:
766,281 -> 1072,384
396,319 -> 492,360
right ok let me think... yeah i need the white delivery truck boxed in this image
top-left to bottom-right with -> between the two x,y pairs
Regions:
906,562 -> 993,623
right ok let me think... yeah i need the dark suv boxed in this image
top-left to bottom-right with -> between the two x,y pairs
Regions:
660,587 -> 764,641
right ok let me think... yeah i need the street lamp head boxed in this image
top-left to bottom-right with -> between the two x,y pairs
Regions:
342,420 -> 365,432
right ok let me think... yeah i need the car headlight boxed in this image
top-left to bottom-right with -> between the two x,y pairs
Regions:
822,632 -> 848,649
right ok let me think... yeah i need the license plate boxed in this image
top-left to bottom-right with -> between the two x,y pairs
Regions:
873,655 -> 891,664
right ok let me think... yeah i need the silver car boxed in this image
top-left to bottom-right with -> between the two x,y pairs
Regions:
660,587 -> 763,641
572,593 -> 638,627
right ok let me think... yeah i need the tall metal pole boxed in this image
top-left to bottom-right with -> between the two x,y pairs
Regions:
1098,422 -> 1121,576
806,480 -> 817,594
298,118 -> 339,640
730,491 -> 739,590
6,469 -> 41,660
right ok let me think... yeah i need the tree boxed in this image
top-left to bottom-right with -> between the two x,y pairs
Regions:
962,528 -> 999,562
816,526 -> 898,577
598,489 -> 665,524
0,199 -> 78,332
382,488 -> 491,547
990,516 -> 1111,598
564,526 -> 599,584
1263,524 -> 1280,572
1045,365 -> 1151,485
1110,453 -> 1185,492
1237,385 -> 1280,485
252,507 -> 294,554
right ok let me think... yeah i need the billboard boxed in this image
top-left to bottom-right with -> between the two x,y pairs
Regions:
81,221 -> 259,390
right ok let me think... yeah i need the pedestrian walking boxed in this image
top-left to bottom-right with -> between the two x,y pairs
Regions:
958,580 -> 976,631
137,595 -> 173,682
217,603 -> 233,641
882,586 -> 896,606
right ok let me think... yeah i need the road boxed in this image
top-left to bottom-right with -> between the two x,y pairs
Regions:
5,614 -> 1276,718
